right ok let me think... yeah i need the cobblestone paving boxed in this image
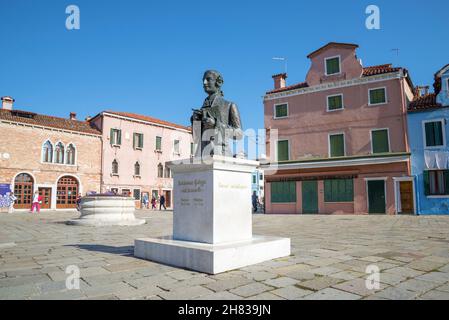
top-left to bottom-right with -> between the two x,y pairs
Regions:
1,210 -> 449,300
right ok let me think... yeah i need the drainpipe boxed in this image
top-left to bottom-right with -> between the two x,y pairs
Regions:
413,174 -> 420,215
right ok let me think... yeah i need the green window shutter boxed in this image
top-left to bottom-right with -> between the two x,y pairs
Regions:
330,134 -> 344,157
190,142 -> 194,155
423,171 -> 430,196
444,170 -> 449,195
370,88 -> 386,104
324,179 -> 353,202
324,180 -> 331,202
328,95 -> 343,110
425,122 -> 435,146
133,133 -> 136,149
277,141 -> 289,161
156,136 -> 162,150
326,57 -> 340,75
372,130 -> 389,153
139,134 -> 144,148
110,128 -> 115,145
117,130 -> 122,145
275,104 -> 288,118
434,122 -> 443,146
271,181 -> 296,203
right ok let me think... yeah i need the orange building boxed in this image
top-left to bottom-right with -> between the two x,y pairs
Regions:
0,97 -> 102,210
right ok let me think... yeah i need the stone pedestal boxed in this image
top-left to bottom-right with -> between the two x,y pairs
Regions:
134,156 -> 290,274
68,196 -> 145,226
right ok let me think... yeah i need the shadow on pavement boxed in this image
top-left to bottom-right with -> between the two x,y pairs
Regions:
65,244 -> 134,256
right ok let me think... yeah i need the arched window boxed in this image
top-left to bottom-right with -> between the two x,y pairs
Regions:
112,160 -> 119,175
164,166 -> 171,178
134,162 -> 141,176
66,144 -> 76,165
42,140 -> 53,163
55,142 -> 65,164
157,163 -> 163,178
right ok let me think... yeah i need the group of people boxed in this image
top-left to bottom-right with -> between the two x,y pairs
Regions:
6,190 -> 44,213
142,194 -> 167,210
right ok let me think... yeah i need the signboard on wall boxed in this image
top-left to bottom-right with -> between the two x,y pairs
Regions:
0,184 -> 12,208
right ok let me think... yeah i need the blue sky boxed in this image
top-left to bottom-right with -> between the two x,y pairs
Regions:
0,0 -> 447,133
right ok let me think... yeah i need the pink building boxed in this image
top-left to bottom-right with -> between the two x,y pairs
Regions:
90,111 -> 192,208
263,42 -> 415,215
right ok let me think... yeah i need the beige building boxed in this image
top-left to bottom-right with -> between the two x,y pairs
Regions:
0,96 -> 102,210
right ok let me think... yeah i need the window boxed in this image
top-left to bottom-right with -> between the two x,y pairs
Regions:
55,142 -> 65,164
174,140 -> 180,154
133,133 -> 144,149
252,175 -> 257,184
324,179 -> 354,202
424,170 -> 449,196
274,104 -> 288,118
112,159 -> 118,175
42,140 -> 53,163
277,140 -> 289,161
122,189 -> 131,197
371,129 -> 390,153
110,128 -> 122,145
325,56 -> 340,75
424,120 -> 445,147
329,134 -> 345,157
66,144 -> 76,165
260,174 -> 263,181
155,136 -> 162,151
190,142 -> 194,156
164,166 -> 171,178
327,94 -> 344,111
157,163 -> 163,178
133,189 -> 141,200
271,181 -> 296,203
134,162 -> 140,176
369,88 -> 387,105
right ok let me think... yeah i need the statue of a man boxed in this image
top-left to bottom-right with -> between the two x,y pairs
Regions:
191,70 -> 243,158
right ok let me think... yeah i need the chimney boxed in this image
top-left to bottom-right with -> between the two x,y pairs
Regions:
69,112 -> 77,120
272,73 -> 287,90
1,96 -> 14,110
415,86 -> 430,97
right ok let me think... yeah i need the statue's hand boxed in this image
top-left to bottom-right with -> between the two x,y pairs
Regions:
202,117 -> 216,127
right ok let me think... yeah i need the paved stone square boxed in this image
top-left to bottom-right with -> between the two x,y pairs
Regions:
1,210 -> 449,300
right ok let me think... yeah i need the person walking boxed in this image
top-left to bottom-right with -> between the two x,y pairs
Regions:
76,193 -> 82,211
142,193 -> 149,209
8,192 -> 17,213
159,194 -> 166,211
151,196 -> 156,210
252,191 -> 259,213
30,191 -> 42,213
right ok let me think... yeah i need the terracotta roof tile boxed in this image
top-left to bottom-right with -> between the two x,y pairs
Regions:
0,109 -> 101,135
104,111 -> 191,131
265,64 -> 405,95
266,82 -> 309,94
362,64 -> 402,76
408,93 -> 443,112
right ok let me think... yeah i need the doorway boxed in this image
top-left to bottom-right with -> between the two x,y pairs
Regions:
302,180 -> 318,214
367,180 -> 386,214
56,176 -> 79,209
163,190 -> 172,208
38,187 -> 52,209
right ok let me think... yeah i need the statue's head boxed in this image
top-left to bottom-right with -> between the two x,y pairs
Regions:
203,70 -> 224,96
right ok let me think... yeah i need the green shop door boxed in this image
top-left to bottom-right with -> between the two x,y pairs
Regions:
302,181 -> 318,214
368,180 -> 386,214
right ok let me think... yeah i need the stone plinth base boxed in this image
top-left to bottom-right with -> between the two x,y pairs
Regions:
134,236 -> 291,274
